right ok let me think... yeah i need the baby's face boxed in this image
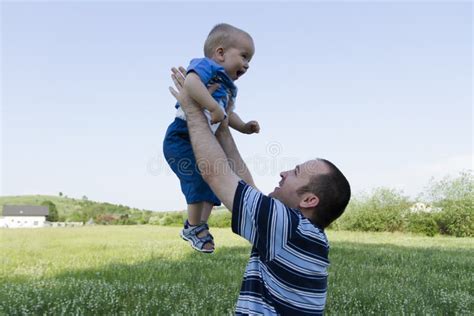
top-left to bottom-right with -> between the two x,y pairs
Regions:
221,34 -> 254,81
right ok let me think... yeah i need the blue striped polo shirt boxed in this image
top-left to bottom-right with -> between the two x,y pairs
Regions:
232,180 -> 330,315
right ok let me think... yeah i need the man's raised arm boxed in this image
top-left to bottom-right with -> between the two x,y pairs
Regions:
215,119 -> 257,189
169,67 -> 240,210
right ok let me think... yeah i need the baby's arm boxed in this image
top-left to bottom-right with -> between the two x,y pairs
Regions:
229,111 -> 260,134
183,73 -> 225,124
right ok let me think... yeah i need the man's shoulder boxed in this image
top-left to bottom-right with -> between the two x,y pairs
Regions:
235,181 -> 295,219
289,214 -> 330,264
235,180 -> 267,202
296,216 -> 329,245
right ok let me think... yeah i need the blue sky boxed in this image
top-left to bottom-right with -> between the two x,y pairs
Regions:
1,1 -> 472,211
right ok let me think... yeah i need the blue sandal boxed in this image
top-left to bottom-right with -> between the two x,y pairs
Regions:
180,221 -> 215,253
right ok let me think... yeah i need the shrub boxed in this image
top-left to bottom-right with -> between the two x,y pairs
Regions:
158,212 -> 185,226
434,200 -> 473,237
335,188 -> 411,232
159,215 -> 175,226
405,212 -> 439,236
41,200 -> 59,222
69,210 -> 86,223
208,210 -> 231,228
138,211 -> 154,224
148,216 -> 161,225
95,214 -> 119,225
127,212 -> 145,225
422,170 -> 473,237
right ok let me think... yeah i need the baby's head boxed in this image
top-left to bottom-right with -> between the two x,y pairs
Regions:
204,23 -> 255,81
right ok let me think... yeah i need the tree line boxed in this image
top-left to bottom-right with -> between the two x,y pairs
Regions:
44,170 -> 472,237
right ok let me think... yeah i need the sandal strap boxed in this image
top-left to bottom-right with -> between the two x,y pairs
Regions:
198,234 -> 213,245
192,223 -> 208,235
198,222 -> 214,240
188,230 -> 213,251
183,221 -> 207,235
182,222 -> 214,251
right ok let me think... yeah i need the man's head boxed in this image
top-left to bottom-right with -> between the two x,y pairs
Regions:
204,23 -> 255,81
269,159 -> 351,228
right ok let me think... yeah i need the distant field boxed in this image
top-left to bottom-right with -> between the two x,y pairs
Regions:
1,227 -> 472,315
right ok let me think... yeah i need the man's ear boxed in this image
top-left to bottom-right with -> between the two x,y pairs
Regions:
215,47 -> 225,62
299,193 -> 319,209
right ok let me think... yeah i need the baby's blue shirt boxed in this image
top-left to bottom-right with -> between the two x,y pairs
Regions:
175,58 -> 237,111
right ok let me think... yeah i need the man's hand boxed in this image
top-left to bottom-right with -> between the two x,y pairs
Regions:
242,120 -> 260,134
170,66 -> 220,110
169,67 -> 192,107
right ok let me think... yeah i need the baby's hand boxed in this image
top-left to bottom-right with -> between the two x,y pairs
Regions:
243,120 -> 260,134
210,107 -> 226,124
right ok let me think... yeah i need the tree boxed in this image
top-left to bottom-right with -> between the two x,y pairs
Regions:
420,170 -> 474,237
59,192 -> 63,197
41,200 -> 59,222
421,170 -> 473,203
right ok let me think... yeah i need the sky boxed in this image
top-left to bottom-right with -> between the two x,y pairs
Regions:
1,1 -> 472,211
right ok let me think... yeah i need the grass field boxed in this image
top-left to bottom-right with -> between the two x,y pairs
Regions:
1,226 -> 473,315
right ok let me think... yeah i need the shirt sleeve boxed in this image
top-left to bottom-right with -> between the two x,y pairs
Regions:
187,58 -> 218,84
232,180 -> 298,262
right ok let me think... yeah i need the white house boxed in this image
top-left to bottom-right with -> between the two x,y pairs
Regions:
1,205 -> 49,228
409,202 -> 441,213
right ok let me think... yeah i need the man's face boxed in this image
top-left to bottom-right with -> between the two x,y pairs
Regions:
269,160 -> 329,209
221,34 -> 254,81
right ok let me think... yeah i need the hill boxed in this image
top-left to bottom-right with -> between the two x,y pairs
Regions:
0,195 -> 156,224
0,195 -> 231,226
1,195 -> 87,217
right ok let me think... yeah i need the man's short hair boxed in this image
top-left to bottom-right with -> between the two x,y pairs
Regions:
297,158 -> 351,228
204,23 -> 252,58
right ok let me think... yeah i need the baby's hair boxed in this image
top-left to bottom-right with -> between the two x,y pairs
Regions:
204,23 -> 252,58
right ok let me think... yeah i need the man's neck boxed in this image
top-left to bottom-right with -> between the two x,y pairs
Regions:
299,208 -> 324,229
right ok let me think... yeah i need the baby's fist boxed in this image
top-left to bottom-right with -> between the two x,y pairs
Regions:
244,120 -> 260,134
210,108 -> 226,124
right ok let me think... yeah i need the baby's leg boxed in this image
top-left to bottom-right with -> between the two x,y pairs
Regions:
186,202 -> 214,251
187,202 -> 203,226
200,202 -> 213,224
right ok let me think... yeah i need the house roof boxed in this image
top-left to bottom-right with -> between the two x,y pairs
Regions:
2,205 -> 49,216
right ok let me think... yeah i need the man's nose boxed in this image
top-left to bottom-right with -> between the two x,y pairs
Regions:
243,63 -> 249,70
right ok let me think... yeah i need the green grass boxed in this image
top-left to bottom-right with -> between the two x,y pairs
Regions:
1,227 -> 472,315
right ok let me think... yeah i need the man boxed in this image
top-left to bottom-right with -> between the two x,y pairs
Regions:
169,67 -> 351,315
